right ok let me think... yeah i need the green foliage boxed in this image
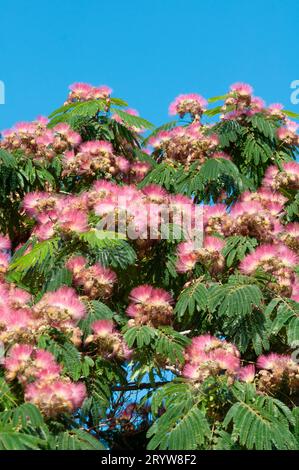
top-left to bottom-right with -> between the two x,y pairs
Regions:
222,236 -> 258,267
223,383 -> 298,450
208,275 -> 264,317
147,383 -> 210,450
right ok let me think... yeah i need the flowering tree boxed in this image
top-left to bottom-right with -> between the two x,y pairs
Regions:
0,81 -> 298,450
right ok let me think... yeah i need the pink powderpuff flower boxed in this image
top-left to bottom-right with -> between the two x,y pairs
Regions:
0,234 -> 11,251
169,93 -> 207,117
91,319 -> 115,337
0,252 -> 9,273
5,307 -> 33,331
66,256 -> 87,275
115,156 -> 130,174
203,204 -> 227,226
130,161 -> 152,182
250,96 -> 265,112
204,236 -> 225,252
291,282 -> 299,302
142,184 -> 168,203
238,365 -> 255,383
23,192 -> 58,217
33,222 -> 55,241
5,343 -> 33,364
58,209 -> 89,233
8,286 -> 31,308
69,82 -> 93,100
230,82 -> 253,96
35,286 -> 86,322
129,285 -> 173,306
91,263 -> 117,285
212,349 -> 240,372
240,243 -> 298,274
92,85 -> 112,99
25,379 -> 87,417
257,353 -> 290,371
90,180 -> 116,198
211,151 -> 231,161
182,363 -> 202,380
230,201 -> 264,218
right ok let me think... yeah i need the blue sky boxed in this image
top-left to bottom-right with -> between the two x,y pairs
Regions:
0,0 -> 299,130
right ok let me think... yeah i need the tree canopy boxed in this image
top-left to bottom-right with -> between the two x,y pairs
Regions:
0,82 -> 298,450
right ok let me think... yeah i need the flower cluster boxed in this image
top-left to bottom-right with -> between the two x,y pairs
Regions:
276,119 -> 299,146
0,282 -> 86,346
169,93 -> 207,120
85,319 -> 131,360
263,161 -> 299,191
23,191 -> 89,240
182,335 -> 240,384
0,119 -> 81,163
65,82 -> 112,104
66,256 -> 117,299
149,124 -> 219,167
221,82 -> 265,120
256,353 -> 299,395
33,286 -> 86,331
23,182 -> 200,258
4,343 -> 86,417
62,140 -> 131,178
240,244 -> 298,297
176,236 -> 225,274
126,285 -> 174,327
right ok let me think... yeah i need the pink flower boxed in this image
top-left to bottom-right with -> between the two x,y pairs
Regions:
35,286 -> 86,322
169,93 -> 207,117
91,319 -> 115,337
0,234 -> 11,251
238,365 -> 255,383
230,82 -> 253,96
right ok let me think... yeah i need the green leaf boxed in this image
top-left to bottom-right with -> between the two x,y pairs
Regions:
111,108 -> 154,130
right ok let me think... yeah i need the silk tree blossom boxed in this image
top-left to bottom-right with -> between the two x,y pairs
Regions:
66,256 -> 117,299
229,201 -> 283,242
203,204 -> 232,237
169,93 -> 208,119
276,119 -> 299,146
66,82 -> 112,104
129,161 -> 152,183
62,139 -> 131,179
240,243 -> 298,296
149,125 -> 219,168
266,103 -> 285,119
279,223 -> 299,253
256,353 -> 299,395
4,344 -> 60,383
85,319 -> 132,361
33,286 -> 86,325
24,378 -> 87,417
182,335 -> 240,384
0,252 -> 9,277
0,119 -> 81,162
262,162 -> 299,191
238,364 -> 256,383
126,285 -> 174,327
176,236 -> 225,275
240,188 -> 288,209
0,234 -> 11,251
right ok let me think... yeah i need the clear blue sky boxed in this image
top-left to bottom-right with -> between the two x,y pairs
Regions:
1,0 -> 299,130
